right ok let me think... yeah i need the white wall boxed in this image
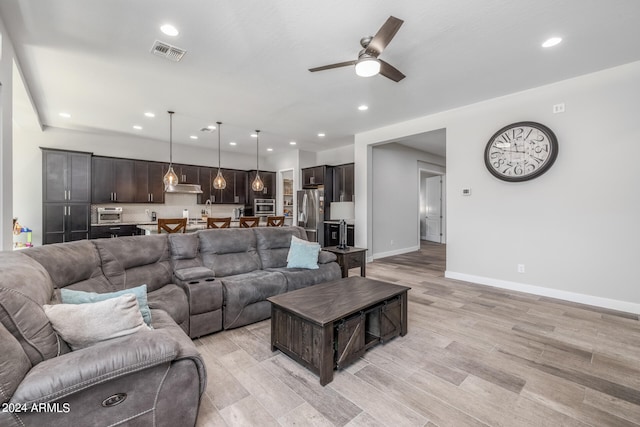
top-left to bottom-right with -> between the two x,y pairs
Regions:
0,17 -> 15,250
316,144 -> 354,166
371,143 -> 445,258
357,61 -> 640,312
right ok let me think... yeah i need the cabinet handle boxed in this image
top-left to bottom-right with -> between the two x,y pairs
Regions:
151,193 -> 154,202
114,192 -> 117,201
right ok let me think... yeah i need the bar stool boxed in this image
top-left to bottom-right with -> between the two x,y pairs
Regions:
207,217 -> 232,229
239,216 -> 260,228
157,218 -> 187,233
266,216 -> 285,227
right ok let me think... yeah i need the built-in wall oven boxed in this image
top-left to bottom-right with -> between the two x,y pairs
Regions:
254,198 -> 276,217
97,207 -> 123,224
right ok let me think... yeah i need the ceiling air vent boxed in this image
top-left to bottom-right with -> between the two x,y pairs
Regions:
150,40 -> 186,62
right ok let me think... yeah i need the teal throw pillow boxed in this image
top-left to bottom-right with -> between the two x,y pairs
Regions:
61,284 -> 152,326
287,236 -> 321,269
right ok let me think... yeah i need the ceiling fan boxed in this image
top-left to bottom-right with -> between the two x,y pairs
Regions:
309,16 -> 406,82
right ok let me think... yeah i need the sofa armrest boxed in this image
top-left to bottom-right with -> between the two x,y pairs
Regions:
11,331 -> 179,405
318,250 -> 337,264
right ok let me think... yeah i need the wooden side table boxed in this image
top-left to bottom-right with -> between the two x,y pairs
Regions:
323,246 -> 367,278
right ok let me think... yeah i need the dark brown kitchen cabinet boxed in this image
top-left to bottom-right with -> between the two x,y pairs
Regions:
42,149 -> 91,203
324,223 -> 355,247
210,169 -> 248,204
247,170 -> 276,208
42,149 -> 92,245
91,157 -> 136,203
174,164 -> 199,184
333,163 -> 354,202
43,203 -> 90,245
302,165 -> 333,187
198,167 -> 213,204
134,161 -> 165,203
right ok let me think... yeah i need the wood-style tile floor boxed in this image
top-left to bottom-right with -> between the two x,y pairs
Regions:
194,241 -> 640,426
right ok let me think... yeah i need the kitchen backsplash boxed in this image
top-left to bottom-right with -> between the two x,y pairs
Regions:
91,193 -> 243,224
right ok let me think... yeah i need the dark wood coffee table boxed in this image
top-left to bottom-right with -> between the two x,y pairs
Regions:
268,276 -> 410,385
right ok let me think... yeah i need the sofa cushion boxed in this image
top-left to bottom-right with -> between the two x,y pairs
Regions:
0,323 -> 31,404
147,285 -> 190,333
198,228 -> 261,277
23,240 -> 112,292
60,284 -> 152,326
221,270 -> 287,329
44,294 -> 150,350
169,233 -> 199,259
0,252 -> 63,366
254,226 -> 307,268
94,235 -> 172,292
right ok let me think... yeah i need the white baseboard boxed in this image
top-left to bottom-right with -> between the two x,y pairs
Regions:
373,245 -> 420,260
445,271 -> 640,314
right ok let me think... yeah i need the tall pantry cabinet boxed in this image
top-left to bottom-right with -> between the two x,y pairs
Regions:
41,148 -> 92,244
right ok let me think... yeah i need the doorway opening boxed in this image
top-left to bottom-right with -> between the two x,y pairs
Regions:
419,169 -> 446,244
279,169 -> 294,225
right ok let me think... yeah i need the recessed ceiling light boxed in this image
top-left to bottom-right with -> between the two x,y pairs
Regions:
267,148 -> 273,152
160,24 -> 179,37
144,112 -> 155,118
229,142 -> 237,146
289,141 -> 297,145
542,37 -> 562,48
358,105 -> 369,111
318,133 -> 325,137
207,125 -> 216,130
133,125 -> 143,130
190,135 -> 198,140
59,112 -> 71,118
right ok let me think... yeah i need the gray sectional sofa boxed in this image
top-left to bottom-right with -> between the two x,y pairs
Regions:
0,225 -> 341,426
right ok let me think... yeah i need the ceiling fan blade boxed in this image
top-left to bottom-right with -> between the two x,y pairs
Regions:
365,16 -> 404,56
379,59 -> 406,82
309,60 -> 356,72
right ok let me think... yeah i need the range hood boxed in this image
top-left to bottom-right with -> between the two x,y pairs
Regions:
164,184 -> 203,194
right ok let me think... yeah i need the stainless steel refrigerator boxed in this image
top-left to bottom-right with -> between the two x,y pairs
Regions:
297,188 -> 325,245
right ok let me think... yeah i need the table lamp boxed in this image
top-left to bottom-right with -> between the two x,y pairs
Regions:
330,201 -> 355,250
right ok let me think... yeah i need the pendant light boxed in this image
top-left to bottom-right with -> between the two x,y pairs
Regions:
163,111 -> 179,188
212,121 -> 226,190
251,130 -> 264,192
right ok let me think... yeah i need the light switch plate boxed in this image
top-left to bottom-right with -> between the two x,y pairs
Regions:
462,188 -> 472,196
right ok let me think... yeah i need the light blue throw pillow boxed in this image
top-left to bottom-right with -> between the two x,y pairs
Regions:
287,236 -> 321,269
60,284 -> 152,326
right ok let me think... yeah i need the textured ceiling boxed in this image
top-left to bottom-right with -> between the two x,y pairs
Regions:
2,0 -> 640,157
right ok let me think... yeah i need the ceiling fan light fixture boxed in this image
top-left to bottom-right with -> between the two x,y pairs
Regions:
355,56 -> 380,77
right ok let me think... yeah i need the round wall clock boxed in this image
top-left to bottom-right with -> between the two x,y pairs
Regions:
484,121 -> 558,182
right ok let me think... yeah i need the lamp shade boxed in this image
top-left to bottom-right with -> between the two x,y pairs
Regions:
330,202 -> 355,220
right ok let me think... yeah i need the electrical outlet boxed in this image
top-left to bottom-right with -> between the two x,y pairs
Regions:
553,103 -> 565,113
390,240 -> 394,246
145,209 -> 150,216
517,264 -> 525,273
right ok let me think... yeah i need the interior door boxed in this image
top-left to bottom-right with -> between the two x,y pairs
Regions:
425,176 -> 442,243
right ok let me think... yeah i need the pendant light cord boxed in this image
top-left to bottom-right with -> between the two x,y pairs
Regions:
217,121 -> 222,170
255,130 -> 260,174
168,111 -> 174,166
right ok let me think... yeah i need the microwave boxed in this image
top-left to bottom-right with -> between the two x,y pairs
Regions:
97,207 -> 123,224
254,198 -> 276,216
